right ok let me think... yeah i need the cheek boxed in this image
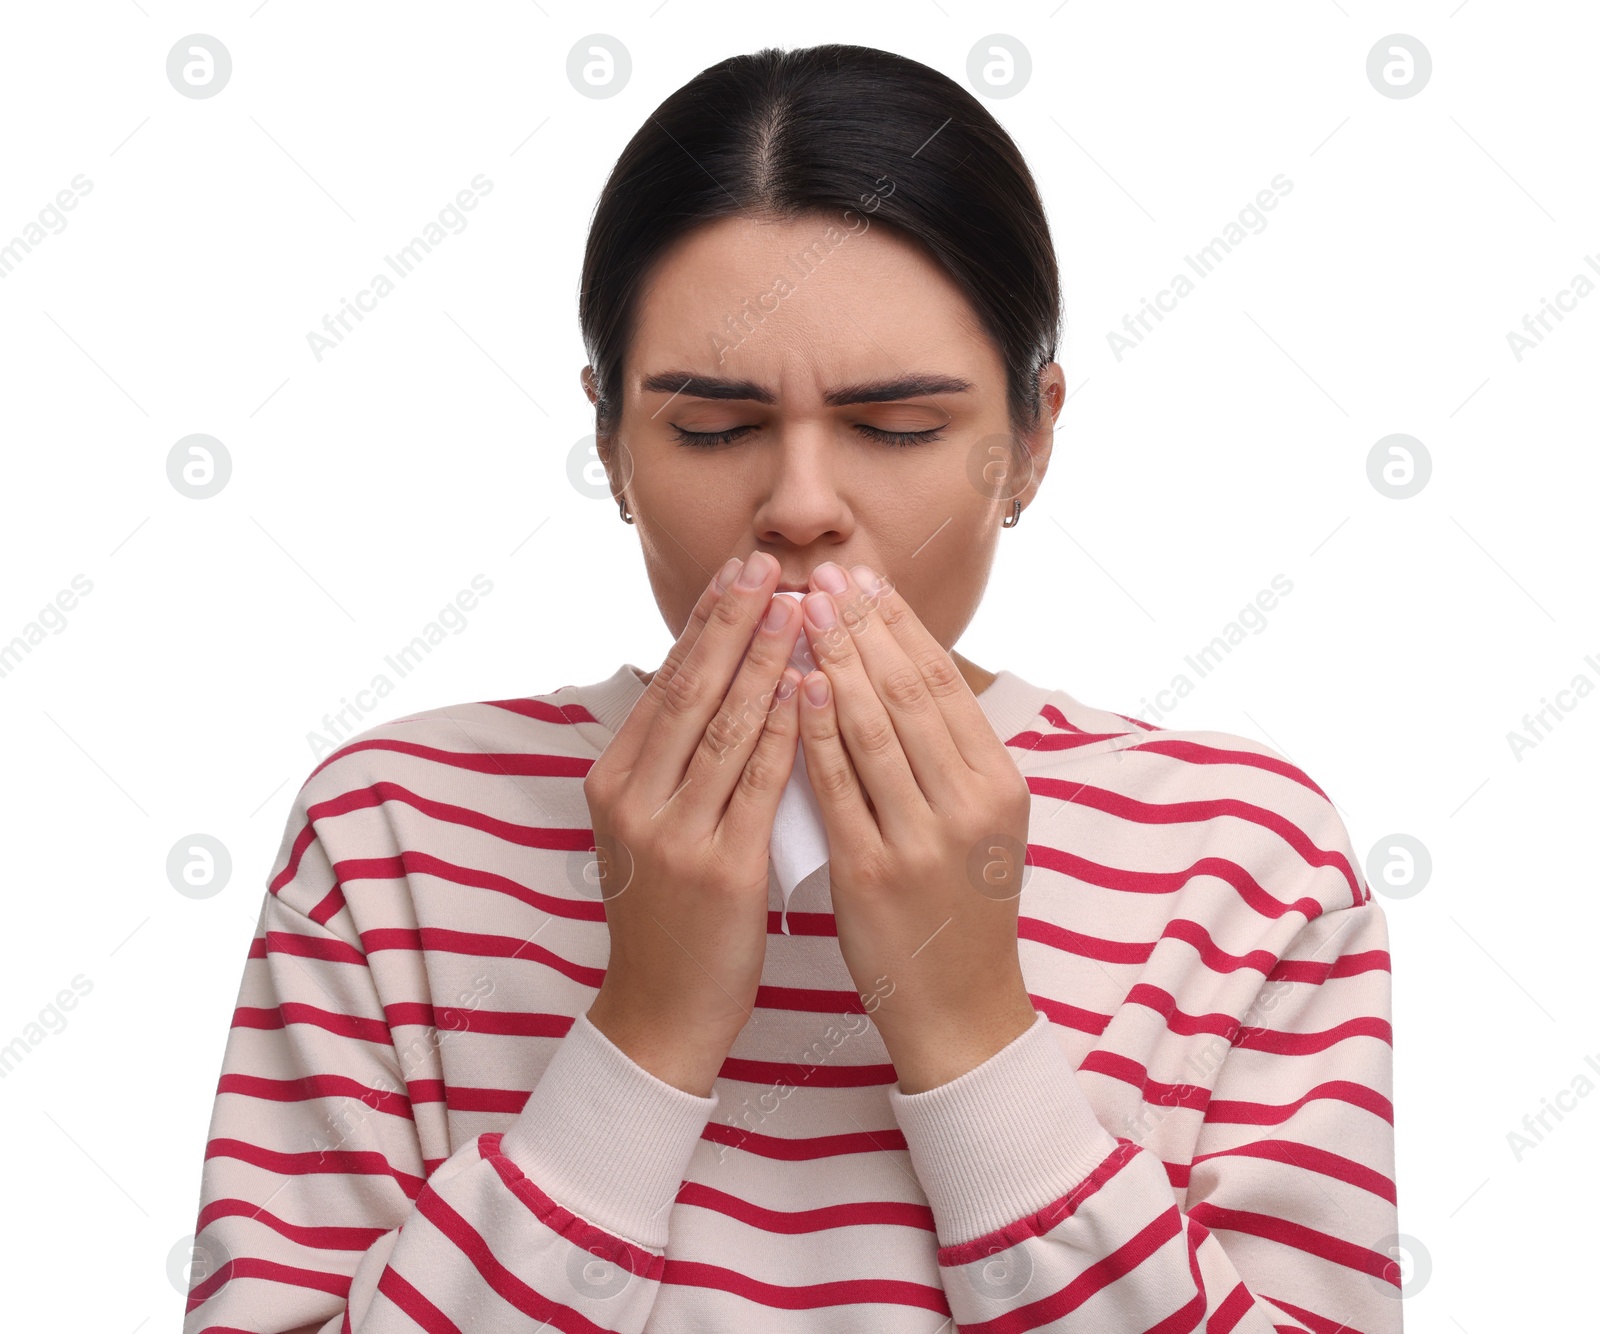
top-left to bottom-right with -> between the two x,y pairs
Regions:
640,549 -> 702,641
897,532 -> 997,649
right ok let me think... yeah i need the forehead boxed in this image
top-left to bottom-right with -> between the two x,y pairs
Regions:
628,213 -> 997,397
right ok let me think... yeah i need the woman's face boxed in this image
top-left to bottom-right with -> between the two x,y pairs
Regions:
584,211 -> 1063,687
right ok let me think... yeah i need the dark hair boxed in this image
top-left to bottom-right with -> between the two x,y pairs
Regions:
579,43 -> 1061,447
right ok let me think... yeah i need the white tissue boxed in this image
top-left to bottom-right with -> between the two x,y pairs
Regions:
769,591 -> 829,933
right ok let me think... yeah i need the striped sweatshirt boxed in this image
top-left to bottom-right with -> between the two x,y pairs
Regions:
184,661 -> 1402,1333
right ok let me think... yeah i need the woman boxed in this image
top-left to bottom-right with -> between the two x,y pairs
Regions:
184,43 -> 1400,1333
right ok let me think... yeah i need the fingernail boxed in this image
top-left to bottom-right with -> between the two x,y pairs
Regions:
762,596 -> 792,631
813,562 -> 849,595
714,557 -> 743,590
804,592 -> 837,629
850,564 -> 883,595
804,673 -> 830,706
736,551 -> 773,589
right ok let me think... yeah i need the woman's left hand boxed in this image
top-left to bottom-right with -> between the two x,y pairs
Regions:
796,561 -> 1041,1093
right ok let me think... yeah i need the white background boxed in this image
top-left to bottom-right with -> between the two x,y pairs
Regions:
1,2 -> 1593,1328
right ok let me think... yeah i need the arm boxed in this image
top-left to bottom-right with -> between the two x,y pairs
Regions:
183,809 -> 716,1333
886,899 -> 1400,1333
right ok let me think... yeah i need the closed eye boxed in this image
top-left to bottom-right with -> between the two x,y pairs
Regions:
669,423 -> 946,449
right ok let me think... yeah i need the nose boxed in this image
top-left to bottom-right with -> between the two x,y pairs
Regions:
751,430 -> 851,551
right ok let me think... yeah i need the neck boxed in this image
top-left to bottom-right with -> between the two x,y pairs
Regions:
952,650 -> 996,697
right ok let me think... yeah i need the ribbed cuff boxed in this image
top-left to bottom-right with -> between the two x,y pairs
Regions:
887,1011 -> 1119,1246
498,1009 -> 719,1250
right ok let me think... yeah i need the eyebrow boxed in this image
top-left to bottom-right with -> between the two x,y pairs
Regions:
639,370 -> 973,407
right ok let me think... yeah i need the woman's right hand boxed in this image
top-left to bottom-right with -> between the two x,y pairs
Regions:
582,550 -> 805,1096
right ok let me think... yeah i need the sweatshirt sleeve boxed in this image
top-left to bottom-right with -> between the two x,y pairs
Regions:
183,820 -> 718,1333
886,898 -> 1400,1333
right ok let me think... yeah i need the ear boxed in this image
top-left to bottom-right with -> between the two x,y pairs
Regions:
581,364 -> 615,466
581,364 -> 632,506
1012,362 -> 1063,511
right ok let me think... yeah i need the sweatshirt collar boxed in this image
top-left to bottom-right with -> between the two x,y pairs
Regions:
569,661 -> 1052,747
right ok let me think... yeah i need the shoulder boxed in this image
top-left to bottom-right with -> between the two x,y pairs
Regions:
266,690 -> 604,921
303,691 -> 602,794
1016,688 -> 1369,921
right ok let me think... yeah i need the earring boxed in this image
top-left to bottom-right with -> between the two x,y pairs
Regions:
1002,499 -> 1022,528
618,497 -> 634,524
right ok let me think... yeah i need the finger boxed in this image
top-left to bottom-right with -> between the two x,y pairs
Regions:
718,666 -> 803,858
672,587 -> 805,824
800,587 -> 927,842
602,555 -> 743,776
630,550 -> 787,807
840,564 -> 1001,776
816,563 -> 970,811
796,668 -> 881,854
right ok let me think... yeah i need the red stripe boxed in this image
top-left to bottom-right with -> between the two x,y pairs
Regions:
1263,1293 -> 1372,1333
439,1083 -> 529,1113
1269,947 -> 1390,984
309,884 -> 347,925
1159,917 -> 1280,975
1079,1051 -> 1211,1111
186,1256 -> 351,1313
215,1071 -> 414,1121
940,1141 -> 1138,1265
1036,703 -> 1081,732
1187,1204 -> 1398,1282
203,1135 -> 426,1197
1018,914 -> 1156,966
1010,727 -> 1131,751
717,1053 -> 896,1088
1191,1138 -> 1396,1203
1139,1213 -> 1208,1334
1103,736 -> 1332,798
1207,1282 -> 1257,1332
657,1257 -> 949,1314
1204,1079 -> 1394,1127
310,780 -> 592,853
1022,912 -> 1328,983
673,1180 -> 935,1233
348,851 -> 606,923
231,1002 -> 392,1045
375,1266 -> 464,1333
264,929 -> 366,966
1126,983 -> 1393,1053
1125,984 -> 1253,1040
268,819 -> 321,896
702,1118 -> 908,1160
483,696 -> 598,725
385,1001 -> 578,1038
411,1186 -> 592,1329
1026,843 -> 1328,922
750,982 -> 888,1012
365,923 -> 606,979
480,1131 -> 664,1279
963,1206 -> 1185,1334
195,1198 -> 389,1252
1030,767 -> 1356,902
1030,991 -> 1113,1037
307,735 -> 592,783
1232,1014 -> 1392,1055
